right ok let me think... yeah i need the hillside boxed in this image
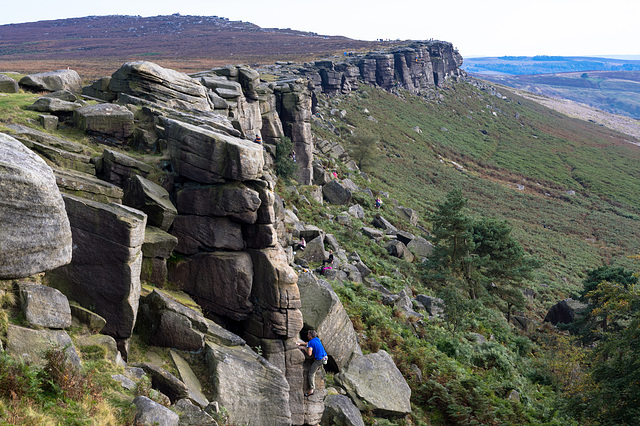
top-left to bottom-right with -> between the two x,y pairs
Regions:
0,14 -> 388,78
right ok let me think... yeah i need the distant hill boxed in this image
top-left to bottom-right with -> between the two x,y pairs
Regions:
462,55 -> 640,75
0,14 -> 388,77
462,56 -> 640,119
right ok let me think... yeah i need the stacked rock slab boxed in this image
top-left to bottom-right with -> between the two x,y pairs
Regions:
274,80 -> 314,185
46,194 -> 147,355
161,101 -> 306,423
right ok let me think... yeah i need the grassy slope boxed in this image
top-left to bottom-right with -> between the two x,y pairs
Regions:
312,81 -> 640,315
298,79 -> 640,423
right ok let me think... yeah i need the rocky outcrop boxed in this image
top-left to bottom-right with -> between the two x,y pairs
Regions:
164,117 -> 264,183
0,133 -> 72,279
6,324 -> 81,368
123,175 -> 177,231
274,80 -> 314,185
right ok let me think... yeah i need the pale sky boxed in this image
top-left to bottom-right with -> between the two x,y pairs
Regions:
1,0 -> 638,58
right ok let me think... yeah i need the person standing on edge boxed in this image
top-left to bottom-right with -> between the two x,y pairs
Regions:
297,329 -> 328,397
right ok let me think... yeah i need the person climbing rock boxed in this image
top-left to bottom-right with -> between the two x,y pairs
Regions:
254,134 -> 262,144
297,329 -> 328,397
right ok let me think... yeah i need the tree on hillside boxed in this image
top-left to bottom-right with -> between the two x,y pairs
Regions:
426,189 -> 478,297
346,134 -> 380,172
425,189 -> 538,318
472,217 -> 538,321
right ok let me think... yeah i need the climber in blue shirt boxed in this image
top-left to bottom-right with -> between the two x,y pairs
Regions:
297,329 -> 328,397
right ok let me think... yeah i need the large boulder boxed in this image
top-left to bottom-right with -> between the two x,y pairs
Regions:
27,97 -> 81,113
164,118 -> 264,184
0,133 -> 72,279
335,350 -> 412,416
323,180 -> 352,205
123,175 -> 177,231
17,282 -> 72,329
45,194 -> 147,343
74,103 -> 135,139
109,61 -> 212,111
205,341 -> 291,425
6,325 -> 81,369
19,69 -> 82,93
407,236 -> 434,259
297,273 -> 362,370
544,298 -> 589,325
394,205 -> 419,226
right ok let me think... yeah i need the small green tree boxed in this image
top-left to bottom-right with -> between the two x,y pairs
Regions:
426,189 -> 475,287
347,134 -> 380,172
472,217 -> 538,321
275,136 -> 298,180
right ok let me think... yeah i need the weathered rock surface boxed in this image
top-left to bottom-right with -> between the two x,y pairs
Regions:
321,394 -> 365,426
137,362 -> 190,403
335,350 -> 411,415
206,341 -> 291,425
0,133 -> 72,279
173,398 -> 217,425
74,103 -> 135,139
54,167 -> 124,204
175,182 -> 261,223
170,351 -> 210,408
0,74 -> 19,93
27,97 -> 81,113
99,148 -> 154,187
123,175 -> 177,231
133,395 -> 180,426
110,61 -> 212,111
164,118 -> 264,184
46,194 -> 147,341
297,273 -> 362,370
168,252 -> 254,321
19,69 -> 82,93
138,289 -> 207,352
323,180 -> 353,205
6,325 -> 81,368
171,215 -> 244,254
18,282 -> 72,329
